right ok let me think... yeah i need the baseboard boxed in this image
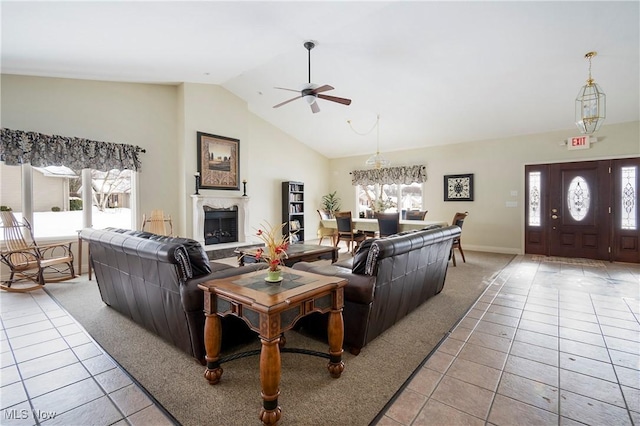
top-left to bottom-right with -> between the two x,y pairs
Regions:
462,244 -> 522,255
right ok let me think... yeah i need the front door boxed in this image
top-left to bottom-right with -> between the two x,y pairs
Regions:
548,161 -> 609,259
525,158 -> 639,263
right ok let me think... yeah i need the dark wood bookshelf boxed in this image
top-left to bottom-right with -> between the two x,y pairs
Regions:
282,181 -> 304,243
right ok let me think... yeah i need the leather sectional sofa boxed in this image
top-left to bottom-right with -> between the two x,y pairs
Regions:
80,227 -> 267,364
293,225 -> 461,354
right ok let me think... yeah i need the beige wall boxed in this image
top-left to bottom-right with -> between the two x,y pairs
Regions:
3,74 -> 637,254
329,121 -> 640,254
178,82 -> 330,237
1,74 -> 179,227
0,74 -> 331,243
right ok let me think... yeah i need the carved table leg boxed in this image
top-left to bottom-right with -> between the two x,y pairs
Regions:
327,308 -> 345,378
203,313 -> 223,385
278,333 -> 286,348
259,337 -> 282,426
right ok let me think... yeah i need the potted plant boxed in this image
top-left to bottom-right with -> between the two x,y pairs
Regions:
321,191 -> 341,218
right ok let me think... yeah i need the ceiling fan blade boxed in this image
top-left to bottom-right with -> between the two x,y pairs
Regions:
310,101 -> 320,114
311,85 -> 334,94
317,94 -> 352,106
274,87 -> 300,93
273,96 -> 301,108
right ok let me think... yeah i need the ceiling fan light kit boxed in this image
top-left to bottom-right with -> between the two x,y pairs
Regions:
575,51 -> 606,135
273,41 -> 352,114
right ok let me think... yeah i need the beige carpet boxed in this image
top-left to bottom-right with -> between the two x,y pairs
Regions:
46,251 -> 515,426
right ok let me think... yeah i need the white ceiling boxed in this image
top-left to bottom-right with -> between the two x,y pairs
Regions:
2,1 -> 638,159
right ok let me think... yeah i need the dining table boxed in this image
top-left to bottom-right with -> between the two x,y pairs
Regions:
320,217 -> 449,233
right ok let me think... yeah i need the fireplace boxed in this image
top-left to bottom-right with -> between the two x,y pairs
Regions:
191,195 -> 251,247
204,206 -> 237,245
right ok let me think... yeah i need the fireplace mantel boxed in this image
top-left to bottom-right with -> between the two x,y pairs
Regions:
191,195 -> 250,246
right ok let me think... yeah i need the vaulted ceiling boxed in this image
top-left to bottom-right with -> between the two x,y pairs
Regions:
2,1 -> 638,158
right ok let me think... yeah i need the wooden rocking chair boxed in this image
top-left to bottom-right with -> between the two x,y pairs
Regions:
142,209 -> 173,236
0,211 -> 75,292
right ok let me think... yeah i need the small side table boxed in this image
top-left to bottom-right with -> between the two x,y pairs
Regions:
199,269 -> 345,425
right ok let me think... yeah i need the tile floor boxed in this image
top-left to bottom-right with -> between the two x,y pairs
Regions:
1,254 -> 638,426
376,255 -> 640,426
0,288 -> 177,425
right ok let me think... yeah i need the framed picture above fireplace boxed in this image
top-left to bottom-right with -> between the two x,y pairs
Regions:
197,131 -> 240,190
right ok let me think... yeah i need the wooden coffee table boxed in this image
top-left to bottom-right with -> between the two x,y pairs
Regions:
236,243 -> 339,267
198,268 -> 346,425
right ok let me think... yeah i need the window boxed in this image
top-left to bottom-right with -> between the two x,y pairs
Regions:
567,176 -> 590,221
0,162 -> 134,239
528,171 -> 541,226
357,184 -> 378,218
399,183 -> 423,213
357,183 -> 423,218
31,165 -> 83,238
90,169 -> 133,230
621,166 -> 637,230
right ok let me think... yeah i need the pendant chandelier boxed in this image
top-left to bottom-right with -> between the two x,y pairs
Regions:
348,114 -> 390,169
575,51 -> 606,134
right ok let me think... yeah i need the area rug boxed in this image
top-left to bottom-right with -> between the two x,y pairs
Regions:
45,251 -> 515,426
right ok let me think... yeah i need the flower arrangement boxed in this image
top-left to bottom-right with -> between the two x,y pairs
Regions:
253,221 -> 290,272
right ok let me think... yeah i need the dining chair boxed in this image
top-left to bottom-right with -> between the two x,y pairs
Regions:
0,211 -> 75,292
405,210 -> 428,220
334,211 -> 367,254
450,211 -> 469,266
316,209 -> 338,245
375,212 -> 400,237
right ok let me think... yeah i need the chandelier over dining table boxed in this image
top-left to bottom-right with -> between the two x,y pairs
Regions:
348,114 -> 391,169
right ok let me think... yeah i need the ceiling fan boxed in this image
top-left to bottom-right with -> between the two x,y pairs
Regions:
273,41 -> 352,114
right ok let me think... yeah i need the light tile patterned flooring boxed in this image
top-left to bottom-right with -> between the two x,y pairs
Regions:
0,288 -> 176,425
1,254 -> 638,425
376,255 -> 640,426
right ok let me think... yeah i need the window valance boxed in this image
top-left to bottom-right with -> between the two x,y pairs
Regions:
1,128 -> 144,172
351,165 -> 427,186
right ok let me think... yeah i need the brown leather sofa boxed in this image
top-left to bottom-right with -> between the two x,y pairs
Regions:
293,225 -> 461,354
80,227 -> 266,363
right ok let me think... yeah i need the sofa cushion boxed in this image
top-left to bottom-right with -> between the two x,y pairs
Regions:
293,262 -> 376,305
108,229 -> 212,277
209,261 -> 235,273
352,238 -> 377,275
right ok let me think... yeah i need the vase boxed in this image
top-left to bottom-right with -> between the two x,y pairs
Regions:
265,269 -> 283,283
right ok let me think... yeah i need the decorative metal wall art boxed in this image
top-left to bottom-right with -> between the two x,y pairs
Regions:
444,174 -> 474,201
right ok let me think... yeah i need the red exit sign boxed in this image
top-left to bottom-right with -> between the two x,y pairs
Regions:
567,136 -> 591,150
